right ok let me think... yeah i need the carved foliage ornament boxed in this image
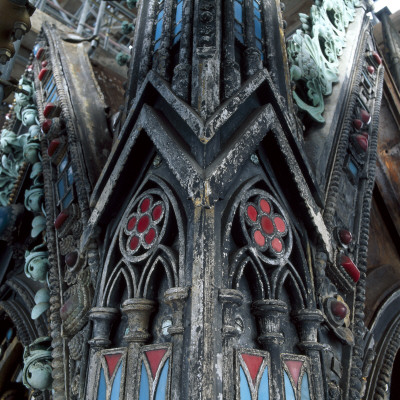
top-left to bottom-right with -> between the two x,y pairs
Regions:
287,0 -> 359,122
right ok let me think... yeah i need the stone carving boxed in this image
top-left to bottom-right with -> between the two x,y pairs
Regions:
22,337 -> 53,391
287,0 -> 359,122
60,268 -> 93,336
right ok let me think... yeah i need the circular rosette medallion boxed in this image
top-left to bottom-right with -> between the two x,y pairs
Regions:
240,189 -> 292,264
119,189 -> 169,262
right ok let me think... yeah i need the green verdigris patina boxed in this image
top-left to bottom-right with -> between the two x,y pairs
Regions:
287,0 -> 360,123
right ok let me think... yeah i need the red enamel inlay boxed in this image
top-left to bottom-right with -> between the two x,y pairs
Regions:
140,197 -> 151,213
152,204 -> 163,221
41,60 -> 48,67
129,236 -> 139,250
38,68 -> 49,81
41,119 -> 52,134
372,51 -> 382,65
241,353 -> 263,383
274,216 -> 286,232
137,215 -> 150,233
331,300 -> 348,320
361,131 -> 369,138
353,119 -> 362,130
65,251 -> 78,267
104,353 -> 122,378
367,65 -> 375,74
247,205 -> 258,222
339,229 -> 352,245
47,139 -> 60,157
261,216 -> 274,235
360,109 -> 371,124
127,217 -> 137,231
43,103 -> 55,118
285,360 -> 303,386
36,47 -> 44,59
254,230 -> 265,247
54,211 -> 68,230
271,238 -> 283,252
356,135 -> 368,152
260,199 -> 271,214
145,349 -> 167,379
340,255 -> 360,282
145,228 -> 156,244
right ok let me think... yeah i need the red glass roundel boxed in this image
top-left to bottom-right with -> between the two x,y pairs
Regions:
152,204 -> 163,221
137,215 -> 150,233
247,205 -> 258,222
141,197 -> 151,213
261,216 -> 274,235
145,228 -> 156,245
271,238 -> 283,252
242,192 -> 290,259
254,230 -> 265,246
129,236 -> 139,250
122,193 -> 167,256
274,217 -> 286,233
260,199 -> 271,213
127,217 -> 137,231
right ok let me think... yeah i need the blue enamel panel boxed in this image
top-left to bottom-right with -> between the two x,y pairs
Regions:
175,1 -> 182,24
57,178 -> 65,199
58,155 -> 68,173
50,90 -> 59,103
62,190 -> 73,209
348,160 -> 358,177
110,363 -> 122,400
155,359 -> 169,400
44,76 -> 54,91
301,372 -> 311,400
6,328 -> 13,341
258,365 -> 269,400
67,165 -> 74,185
155,19 -> 163,42
173,32 -> 181,45
240,366 -> 252,400
139,362 -> 150,400
234,1 -> 243,23
284,371 -> 296,400
97,367 -> 107,400
174,22 -> 182,36
33,44 -> 41,56
46,85 -> 57,103
254,17 -> 262,39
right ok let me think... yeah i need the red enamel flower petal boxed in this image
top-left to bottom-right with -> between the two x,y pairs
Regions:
274,216 -> 286,233
247,205 -> 258,222
261,216 -> 274,235
140,197 -> 151,213
152,204 -> 163,222
145,228 -> 156,245
127,216 -> 137,231
260,199 -> 271,214
271,237 -> 283,253
137,215 -> 150,233
129,236 -> 139,250
254,230 -> 265,247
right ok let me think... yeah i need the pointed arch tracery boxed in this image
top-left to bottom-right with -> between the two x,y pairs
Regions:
97,175 -> 185,306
